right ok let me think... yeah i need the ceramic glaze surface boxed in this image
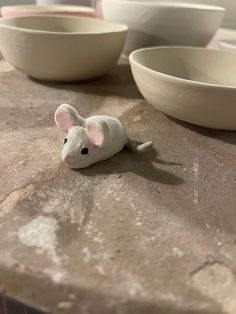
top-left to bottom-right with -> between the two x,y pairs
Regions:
102,0 -> 225,53
1,5 -> 96,18
0,16 -> 127,81
130,47 -> 236,130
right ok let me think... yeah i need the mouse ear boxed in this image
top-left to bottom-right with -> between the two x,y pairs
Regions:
85,121 -> 105,147
54,104 -> 84,132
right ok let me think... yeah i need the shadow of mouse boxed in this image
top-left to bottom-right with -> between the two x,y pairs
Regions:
78,145 -> 185,186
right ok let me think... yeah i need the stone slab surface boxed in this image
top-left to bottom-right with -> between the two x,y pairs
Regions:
0,29 -> 236,314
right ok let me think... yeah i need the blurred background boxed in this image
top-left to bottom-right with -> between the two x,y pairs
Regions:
0,0 -> 92,7
0,0 -> 33,5
0,0 -> 236,28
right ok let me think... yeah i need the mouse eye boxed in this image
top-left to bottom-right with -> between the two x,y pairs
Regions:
64,138 -> 68,144
81,147 -> 89,155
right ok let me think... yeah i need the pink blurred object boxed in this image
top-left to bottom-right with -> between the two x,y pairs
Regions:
93,0 -> 103,18
37,0 -> 91,4
1,5 -> 96,18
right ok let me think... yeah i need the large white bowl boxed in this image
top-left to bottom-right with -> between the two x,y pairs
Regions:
102,0 -> 225,54
130,47 -> 236,130
0,16 -> 127,81
102,0 -> 236,29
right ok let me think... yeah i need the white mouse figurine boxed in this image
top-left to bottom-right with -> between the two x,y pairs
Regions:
54,104 -> 153,169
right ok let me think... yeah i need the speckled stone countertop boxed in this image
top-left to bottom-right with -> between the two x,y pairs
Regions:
0,29 -> 236,314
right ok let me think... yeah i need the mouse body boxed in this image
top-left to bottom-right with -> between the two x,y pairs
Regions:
54,104 -> 152,169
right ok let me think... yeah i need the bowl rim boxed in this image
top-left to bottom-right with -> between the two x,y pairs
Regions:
105,0 -> 225,12
0,15 -> 128,35
129,46 -> 236,91
220,40 -> 236,50
1,4 -> 95,14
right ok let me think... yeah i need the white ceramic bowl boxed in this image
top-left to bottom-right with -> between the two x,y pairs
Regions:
0,16 -> 127,81
1,5 -> 96,18
130,47 -> 236,130
102,0 -> 225,54
106,0 -> 236,29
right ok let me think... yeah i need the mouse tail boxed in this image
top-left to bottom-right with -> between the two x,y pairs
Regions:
126,139 -> 153,152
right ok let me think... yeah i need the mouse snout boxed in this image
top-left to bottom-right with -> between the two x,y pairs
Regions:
62,154 -> 75,165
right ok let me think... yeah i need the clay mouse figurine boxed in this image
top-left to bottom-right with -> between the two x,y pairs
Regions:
54,104 -> 153,169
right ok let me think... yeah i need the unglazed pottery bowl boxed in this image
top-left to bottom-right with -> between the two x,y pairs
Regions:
0,16 -> 127,81
130,47 -> 236,130
102,0 -> 225,54
1,5 -> 96,18
111,0 -> 236,29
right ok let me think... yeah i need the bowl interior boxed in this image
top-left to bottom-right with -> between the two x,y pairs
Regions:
0,15 -> 127,34
131,47 -> 236,87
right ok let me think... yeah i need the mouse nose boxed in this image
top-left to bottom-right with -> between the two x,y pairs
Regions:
62,154 -> 75,165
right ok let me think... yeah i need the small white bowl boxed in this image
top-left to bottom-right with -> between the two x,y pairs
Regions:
0,16 -> 127,81
130,47 -> 236,130
102,0 -> 225,54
